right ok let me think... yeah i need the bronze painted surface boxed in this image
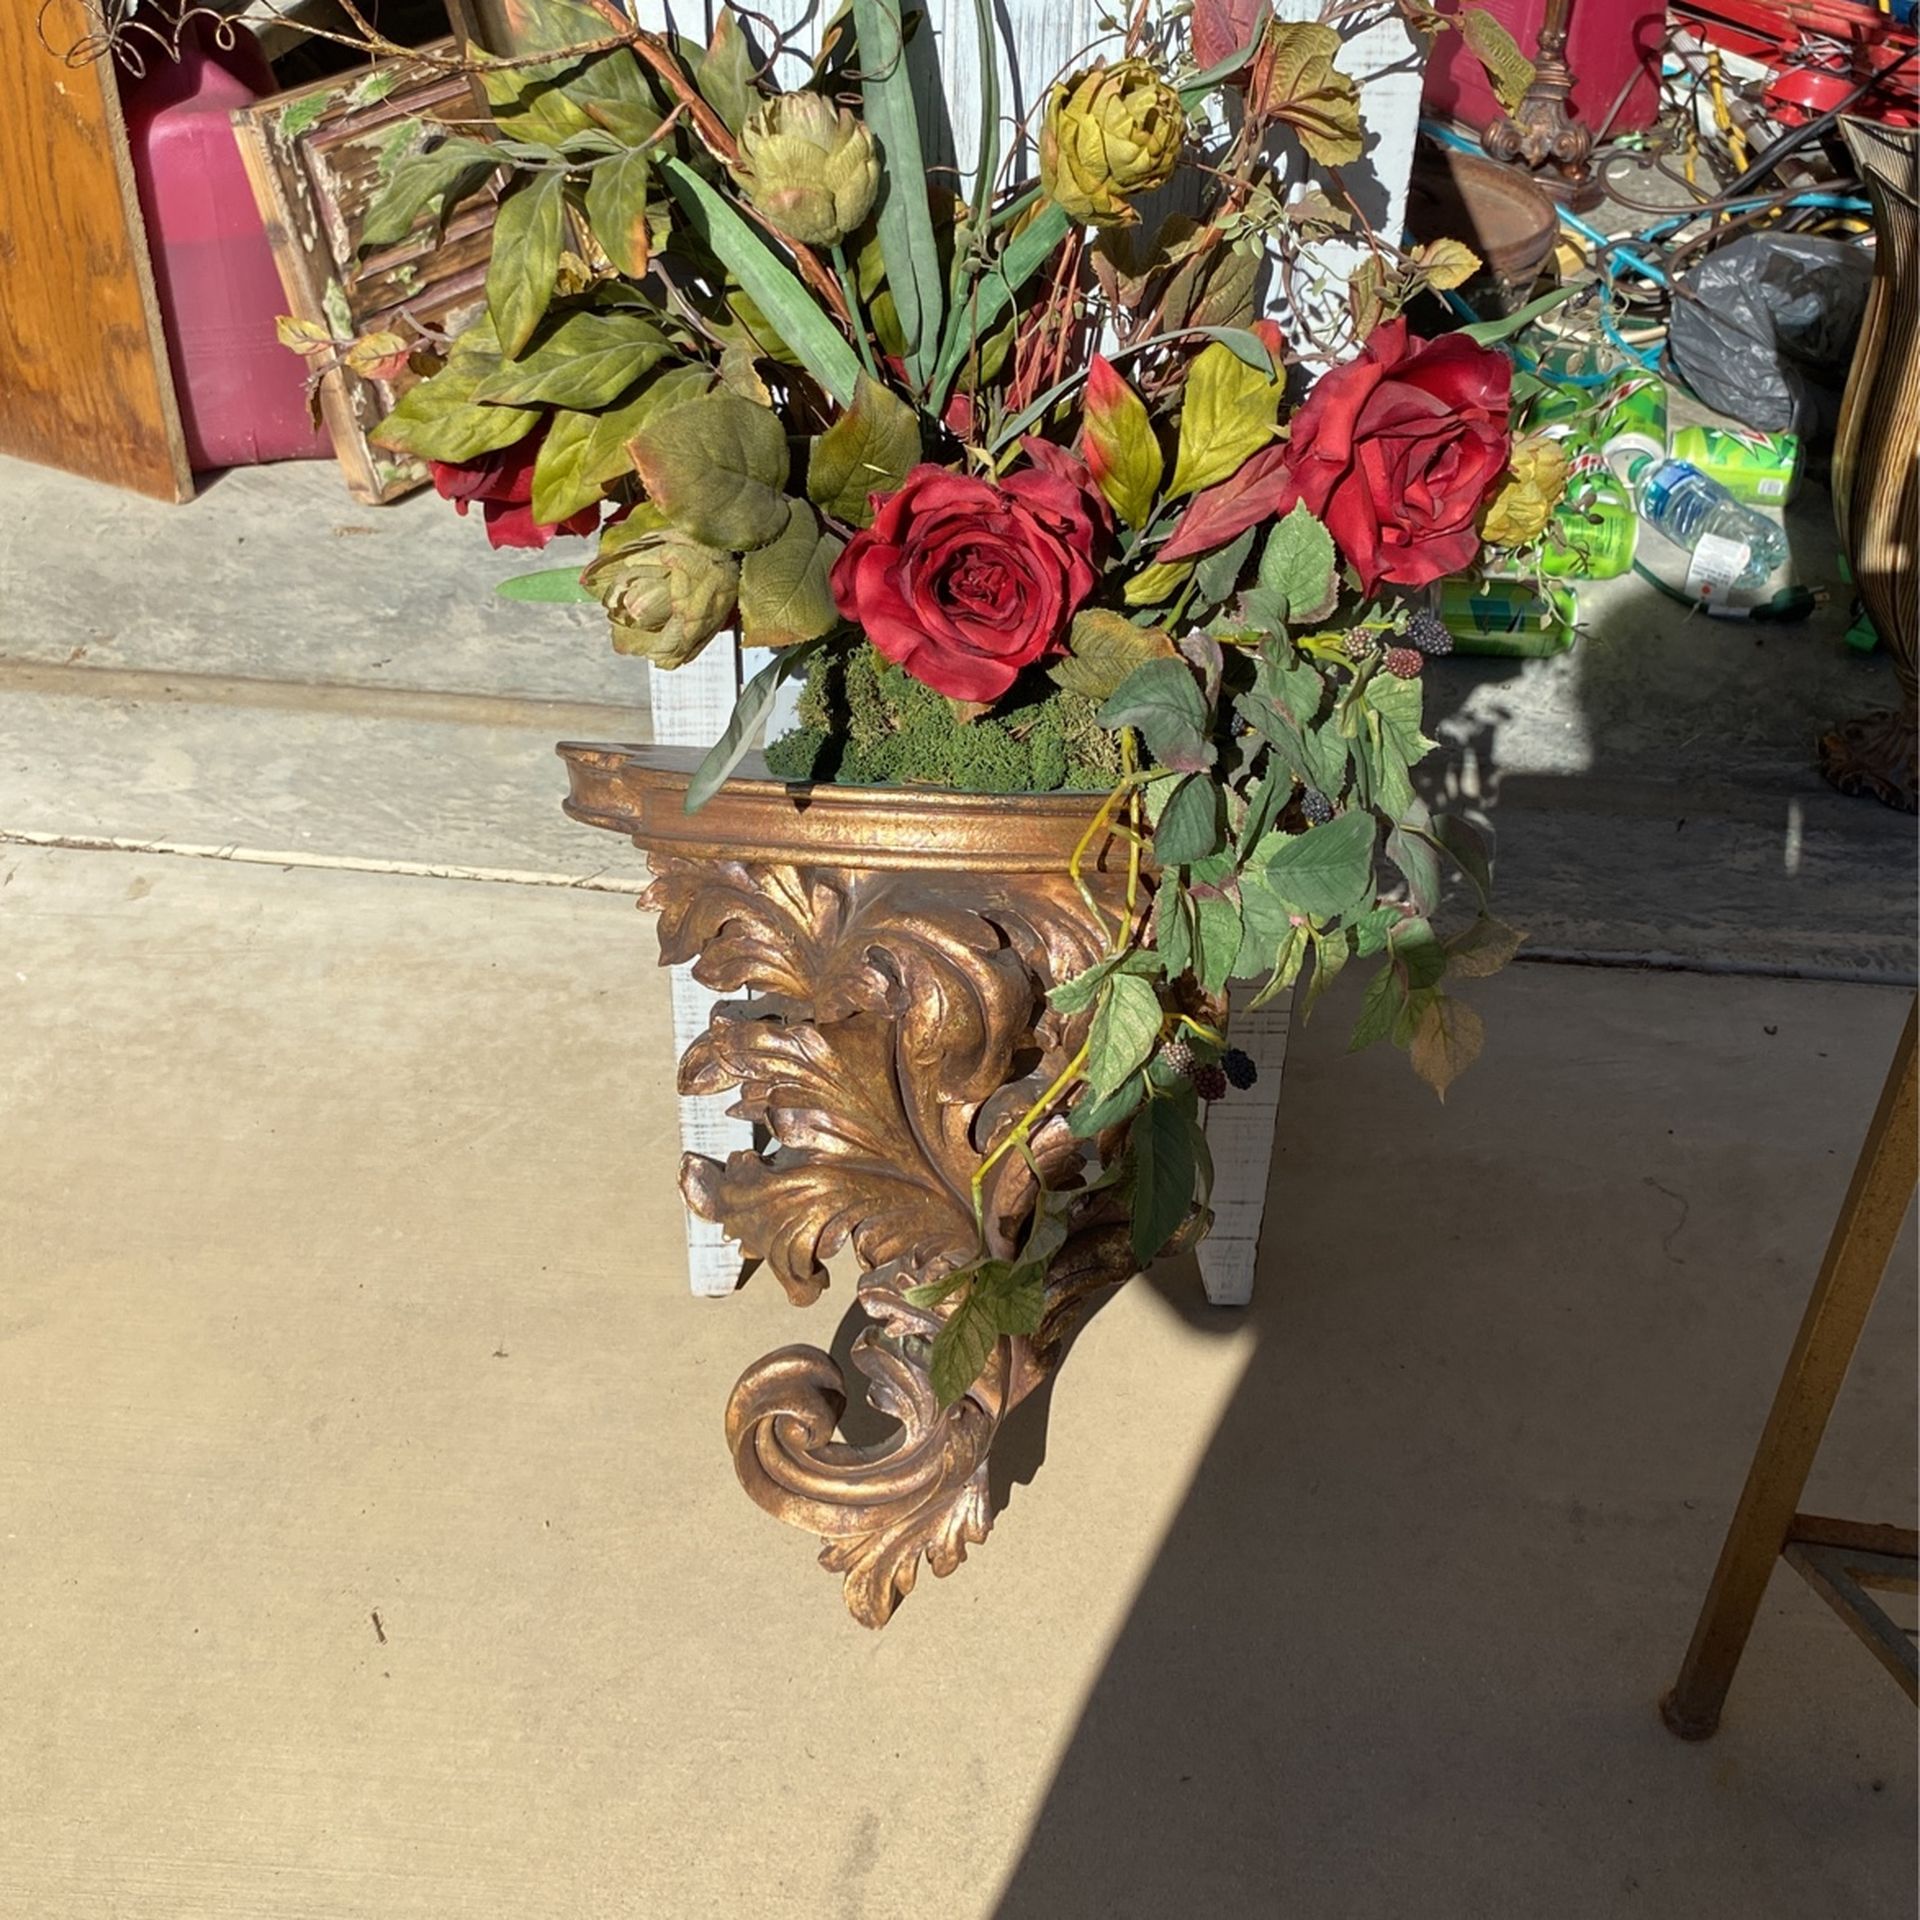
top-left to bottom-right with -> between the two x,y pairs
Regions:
560,744 -> 1143,1624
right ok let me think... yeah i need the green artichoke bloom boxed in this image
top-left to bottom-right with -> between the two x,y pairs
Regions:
1039,60 -> 1185,228
733,92 -> 880,248
583,518 -> 740,669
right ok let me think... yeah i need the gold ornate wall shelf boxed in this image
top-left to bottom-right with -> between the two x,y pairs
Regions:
559,743 -> 1143,1626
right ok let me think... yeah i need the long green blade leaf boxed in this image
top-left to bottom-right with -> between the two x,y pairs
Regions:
685,639 -> 825,813
851,0 -> 944,387
1457,284 -> 1580,343
495,566 -> 596,604
659,159 -> 862,407
966,0 -> 1000,235
933,202 -> 1070,403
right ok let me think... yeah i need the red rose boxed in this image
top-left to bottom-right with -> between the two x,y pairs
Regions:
830,450 -> 1107,702
429,428 -> 599,551
1281,319 -> 1511,592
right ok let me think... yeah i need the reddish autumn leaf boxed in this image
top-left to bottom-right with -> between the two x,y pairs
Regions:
1157,444 -> 1300,562
1191,0 -> 1272,75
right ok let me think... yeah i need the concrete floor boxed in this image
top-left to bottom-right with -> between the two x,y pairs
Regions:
1,448 -> 1915,1917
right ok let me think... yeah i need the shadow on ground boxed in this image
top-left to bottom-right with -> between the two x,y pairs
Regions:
990,967 -> 1916,1920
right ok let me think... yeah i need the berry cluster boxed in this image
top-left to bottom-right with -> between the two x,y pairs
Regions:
1299,787 -> 1335,825
1160,1038 -> 1258,1102
1404,608 -> 1455,658
1383,646 -> 1424,681
1342,629 -> 1376,663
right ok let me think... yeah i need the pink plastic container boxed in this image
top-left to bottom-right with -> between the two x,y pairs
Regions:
120,22 -> 332,471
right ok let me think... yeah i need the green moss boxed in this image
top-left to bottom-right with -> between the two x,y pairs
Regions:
1025,705 -> 1069,791
945,719 -> 1029,793
763,726 -> 830,781
760,639 -> 1126,794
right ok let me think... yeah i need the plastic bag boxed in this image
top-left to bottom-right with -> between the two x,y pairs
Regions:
1666,233 -> 1872,437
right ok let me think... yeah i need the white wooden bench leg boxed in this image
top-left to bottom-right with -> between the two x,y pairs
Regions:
649,642 -> 754,1297
1196,986 -> 1293,1308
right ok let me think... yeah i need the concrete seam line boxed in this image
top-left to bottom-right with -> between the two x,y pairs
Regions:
1513,947 -> 1917,988
0,828 -> 646,894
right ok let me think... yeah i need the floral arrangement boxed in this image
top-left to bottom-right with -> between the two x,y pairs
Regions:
350,0 -> 1538,1400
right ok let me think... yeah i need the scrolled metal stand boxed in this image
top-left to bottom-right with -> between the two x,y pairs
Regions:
1482,0 -> 1604,214
560,743 -> 1143,1626
1661,997 -> 1919,1739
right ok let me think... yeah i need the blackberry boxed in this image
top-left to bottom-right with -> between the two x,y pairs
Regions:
1343,629 -> 1376,663
1223,1047 -> 1258,1090
1161,1037 -> 1196,1076
1192,1063 -> 1229,1102
1300,787 -> 1335,825
1383,646 -> 1424,681
1404,608 -> 1455,658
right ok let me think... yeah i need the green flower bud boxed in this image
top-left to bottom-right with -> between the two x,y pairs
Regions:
733,92 -> 880,249
583,516 -> 740,669
1039,59 -> 1185,228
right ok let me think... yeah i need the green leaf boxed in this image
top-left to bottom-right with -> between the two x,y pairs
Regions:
1246,919 -> 1308,1009
1235,757 -> 1288,859
930,1289 -> 998,1407
806,375 -> 921,525
1155,774 -> 1225,867
1301,924 -> 1351,1017
685,640 -> 824,812
1234,868 -> 1298,980
1157,887 -> 1195,981
530,408 -> 608,526
1167,339 -> 1284,501
1194,525 -> 1258,610
1050,610 -> 1175,702
1130,1094 -> 1199,1267
631,392 -> 793,550
975,1257 -> 1046,1337
933,204 -> 1071,402
1391,917 -> 1449,989
360,134 -> 500,251
1248,808 -> 1377,919
1087,973 -> 1164,1097
585,145 -> 653,277
527,370 -> 712,525
1386,818 -> 1442,916
1189,895 -> 1239,997
1348,964 -> 1401,1052
1458,283 -> 1579,345
659,158 -> 863,407
495,566 -> 595,604
696,8 -> 755,135
851,0 -> 944,385
487,169 -> 566,360
475,310 -> 673,410
1253,503 -> 1338,626
739,501 -> 844,647
1409,991 -> 1485,1099
1048,948 -> 1161,1015
1099,660 -> 1215,775
1067,1072 -> 1147,1139
369,360 -> 538,463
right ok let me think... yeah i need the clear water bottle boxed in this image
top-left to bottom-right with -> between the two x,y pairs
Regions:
1623,456 -> 1790,596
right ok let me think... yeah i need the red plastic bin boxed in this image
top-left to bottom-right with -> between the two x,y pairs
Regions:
1421,0 -> 1667,141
